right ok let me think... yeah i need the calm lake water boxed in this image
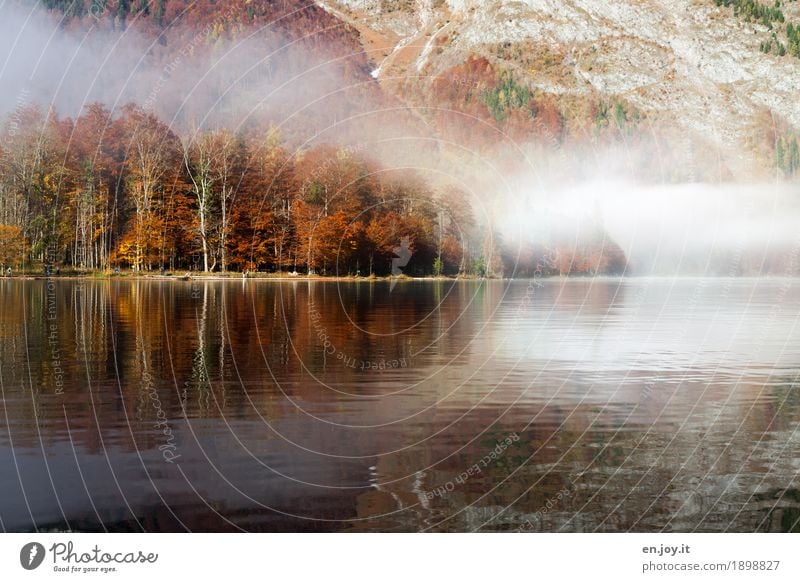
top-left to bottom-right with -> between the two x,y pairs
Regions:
1,277 -> 799,532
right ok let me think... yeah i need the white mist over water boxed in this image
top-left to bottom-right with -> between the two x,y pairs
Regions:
501,178 -> 800,275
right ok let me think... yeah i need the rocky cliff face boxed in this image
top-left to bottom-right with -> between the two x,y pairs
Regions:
316,0 -> 800,180
34,0 -> 800,179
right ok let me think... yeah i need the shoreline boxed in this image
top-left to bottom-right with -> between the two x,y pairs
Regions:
0,272 -> 482,282
3,273 -> 797,282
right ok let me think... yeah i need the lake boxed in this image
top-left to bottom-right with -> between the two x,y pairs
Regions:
1,277 -> 799,532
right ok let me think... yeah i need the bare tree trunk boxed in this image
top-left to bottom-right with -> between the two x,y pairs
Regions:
184,132 -> 215,273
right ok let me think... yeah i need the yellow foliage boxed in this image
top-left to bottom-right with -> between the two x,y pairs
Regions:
0,224 -> 29,268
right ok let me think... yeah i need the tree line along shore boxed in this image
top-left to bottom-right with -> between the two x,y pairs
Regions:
0,104 -> 628,279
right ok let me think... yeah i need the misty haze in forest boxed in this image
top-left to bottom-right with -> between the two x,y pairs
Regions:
0,0 -> 798,277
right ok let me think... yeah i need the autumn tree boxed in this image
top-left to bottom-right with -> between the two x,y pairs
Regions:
61,103 -> 120,270
117,105 -> 181,271
0,105 -> 65,266
0,225 -> 28,269
294,146 -> 378,274
436,186 -> 474,275
232,129 -> 297,271
0,105 -> 478,277
365,211 -> 406,275
183,128 -> 216,272
211,129 -> 244,273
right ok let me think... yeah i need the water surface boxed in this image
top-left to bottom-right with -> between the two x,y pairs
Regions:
1,278 -> 799,532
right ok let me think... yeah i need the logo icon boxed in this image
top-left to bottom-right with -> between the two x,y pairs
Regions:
390,237 -> 413,291
20,542 -> 46,570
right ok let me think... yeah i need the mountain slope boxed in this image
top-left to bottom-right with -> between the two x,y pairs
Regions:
317,0 -> 800,179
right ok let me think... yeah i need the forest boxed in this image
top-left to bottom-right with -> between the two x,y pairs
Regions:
0,0 -> 636,279
0,103 -> 486,277
0,101 -> 634,278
